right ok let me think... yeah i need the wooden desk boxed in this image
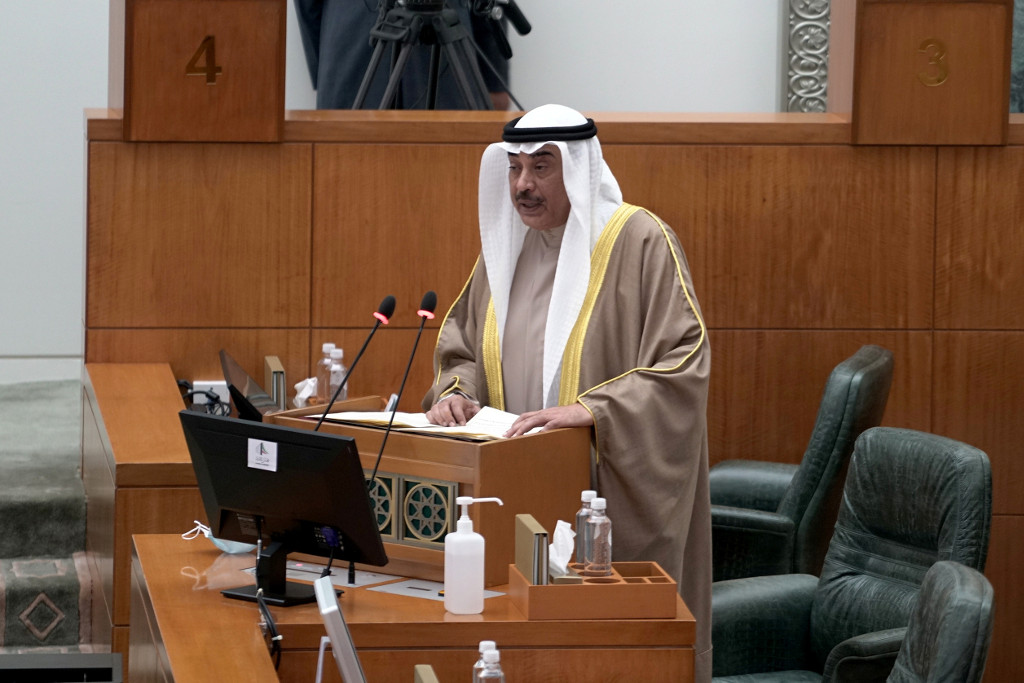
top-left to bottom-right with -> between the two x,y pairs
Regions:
130,534 -> 696,683
83,363 -> 207,659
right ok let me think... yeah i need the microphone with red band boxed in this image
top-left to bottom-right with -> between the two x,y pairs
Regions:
417,291 -> 437,320
369,291 -> 438,485
314,295 -> 396,432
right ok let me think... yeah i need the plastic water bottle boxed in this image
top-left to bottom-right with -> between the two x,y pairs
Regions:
478,649 -> 505,681
584,497 -> 612,577
472,640 -> 497,682
574,489 -> 597,566
315,342 -> 335,403
328,347 -> 347,401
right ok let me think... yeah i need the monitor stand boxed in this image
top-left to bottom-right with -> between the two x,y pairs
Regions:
222,540 -> 318,607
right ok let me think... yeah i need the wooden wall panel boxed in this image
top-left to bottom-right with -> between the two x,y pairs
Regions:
936,146 -> 1024,329
707,330 -> 932,467
311,144 -> 485,329
87,141 -> 312,327
982,515 -> 1024,683
602,146 -> 709,300
705,146 -> 935,329
86,328 -> 311,398
309,327 -> 439,413
933,332 -> 1024,516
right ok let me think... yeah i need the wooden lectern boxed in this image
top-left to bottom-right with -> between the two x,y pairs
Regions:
829,0 -> 1013,145
108,0 -> 286,141
269,400 -> 592,587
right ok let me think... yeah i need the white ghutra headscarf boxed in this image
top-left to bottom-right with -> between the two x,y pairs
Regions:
477,104 -> 623,408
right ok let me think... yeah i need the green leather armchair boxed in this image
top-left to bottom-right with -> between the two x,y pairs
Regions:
712,427 -> 992,682
888,560 -> 994,683
711,344 -> 894,582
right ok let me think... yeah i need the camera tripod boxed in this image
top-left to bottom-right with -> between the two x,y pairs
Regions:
353,0 -> 494,110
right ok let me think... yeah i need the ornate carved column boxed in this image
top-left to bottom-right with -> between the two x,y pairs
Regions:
787,0 -> 830,112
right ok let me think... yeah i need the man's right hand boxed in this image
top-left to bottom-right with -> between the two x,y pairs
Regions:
425,394 -> 480,427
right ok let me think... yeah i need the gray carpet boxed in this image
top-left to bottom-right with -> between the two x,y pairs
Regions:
0,380 -> 90,650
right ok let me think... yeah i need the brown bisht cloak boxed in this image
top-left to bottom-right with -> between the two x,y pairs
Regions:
423,204 -> 712,681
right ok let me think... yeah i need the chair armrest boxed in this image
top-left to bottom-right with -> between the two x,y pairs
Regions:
709,460 -> 798,511
711,506 -> 795,581
712,574 -> 819,677
822,627 -> 906,683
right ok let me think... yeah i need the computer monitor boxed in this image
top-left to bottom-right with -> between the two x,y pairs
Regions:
180,411 -> 388,606
219,349 -> 278,421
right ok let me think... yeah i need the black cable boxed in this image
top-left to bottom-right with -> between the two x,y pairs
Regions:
320,547 -> 335,579
256,589 -> 282,669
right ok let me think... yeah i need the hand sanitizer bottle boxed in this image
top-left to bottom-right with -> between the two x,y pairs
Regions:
444,496 -> 504,615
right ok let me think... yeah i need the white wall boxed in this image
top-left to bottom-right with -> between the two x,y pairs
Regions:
0,1 -> 108,384
506,0 -> 784,112
0,0 -> 785,385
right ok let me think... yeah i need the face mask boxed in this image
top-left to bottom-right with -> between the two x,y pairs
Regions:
182,520 -> 257,555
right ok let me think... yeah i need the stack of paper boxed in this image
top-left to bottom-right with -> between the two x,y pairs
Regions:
319,406 -> 538,441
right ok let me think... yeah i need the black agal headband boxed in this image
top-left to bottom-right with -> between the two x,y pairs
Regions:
502,116 -> 598,143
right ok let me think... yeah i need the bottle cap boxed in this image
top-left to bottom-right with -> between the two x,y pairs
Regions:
591,497 -> 607,510
581,490 -> 597,502
321,342 -> 335,353
483,649 -> 500,663
330,348 -> 344,359
478,640 -> 496,653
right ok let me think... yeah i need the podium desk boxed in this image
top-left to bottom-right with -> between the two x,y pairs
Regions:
130,534 -> 696,683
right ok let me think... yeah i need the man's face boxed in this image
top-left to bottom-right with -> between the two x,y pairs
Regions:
507,145 -> 572,231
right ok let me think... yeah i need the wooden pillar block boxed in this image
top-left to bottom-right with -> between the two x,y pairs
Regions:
110,0 -> 285,142
829,0 -> 1012,145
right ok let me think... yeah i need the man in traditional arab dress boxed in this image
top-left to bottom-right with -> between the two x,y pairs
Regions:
423,104 -> 711,682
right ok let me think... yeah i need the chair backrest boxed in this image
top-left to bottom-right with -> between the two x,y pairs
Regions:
887,560 -> 995,683
777,344 -> 894,574
810,427 -> 992,668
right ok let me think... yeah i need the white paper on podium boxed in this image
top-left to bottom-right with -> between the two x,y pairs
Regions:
321,406 -> 540,441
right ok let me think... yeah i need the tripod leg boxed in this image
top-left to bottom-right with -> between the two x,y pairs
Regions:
353,39 -> 390,110
455,37 -> 494,109
379,42 -> 416,109
441,39 -> 489,110
426,44 -> 442,110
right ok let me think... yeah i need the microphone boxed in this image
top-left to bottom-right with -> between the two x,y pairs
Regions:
368,291 -> 437,485
314,295 -> 396,431
498,0 -> 531,36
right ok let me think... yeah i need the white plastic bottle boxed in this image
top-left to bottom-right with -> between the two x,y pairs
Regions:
584,497 -> 613,577
315,342 -> 335,403
477,649 -> 505,681
574,489 -> 597,566
472,639 -> 497,682
443,496 -> 504,615
328,347 -> 348,401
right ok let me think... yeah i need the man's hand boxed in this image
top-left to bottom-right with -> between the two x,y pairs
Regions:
425,394 -> 480,427
504,403 -> 594,438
